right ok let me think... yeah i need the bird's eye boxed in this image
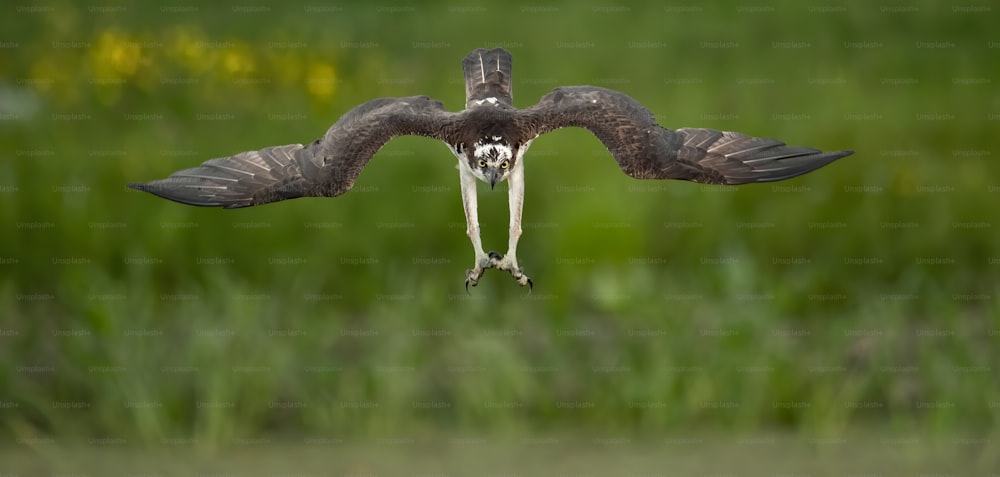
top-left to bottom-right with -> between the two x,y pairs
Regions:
478,160 -> 486,168
499,160 -> 509,169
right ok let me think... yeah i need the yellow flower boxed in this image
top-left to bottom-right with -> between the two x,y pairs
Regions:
92,30 -> 140,77
306,61 -> 337,103
222,45 -> 255,76
167,27 -> 209,74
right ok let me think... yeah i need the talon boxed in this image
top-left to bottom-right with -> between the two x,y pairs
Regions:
487,251 -> 503,264
465,268 -> 482,293
510,267 -> 532,291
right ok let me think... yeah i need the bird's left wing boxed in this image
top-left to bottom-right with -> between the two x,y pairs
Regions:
517,86 -> 852,185
129,96 -> 459,208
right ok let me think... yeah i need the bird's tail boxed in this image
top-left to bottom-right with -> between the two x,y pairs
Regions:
462,48 -> 513,108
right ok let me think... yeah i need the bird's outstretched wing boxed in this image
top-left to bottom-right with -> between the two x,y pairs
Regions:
129,96 -> 458,208
518,86 -> 852,184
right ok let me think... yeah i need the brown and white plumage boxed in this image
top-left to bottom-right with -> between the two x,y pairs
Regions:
130,47 -> 853,289
462,47 -> 514,109
130,96 -> 462,208
516,85 -> 851,184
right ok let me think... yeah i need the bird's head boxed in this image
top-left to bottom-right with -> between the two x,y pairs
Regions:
468,138 -> 515,189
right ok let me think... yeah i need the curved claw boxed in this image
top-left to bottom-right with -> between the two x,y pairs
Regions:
465,268 -> 483,294
526,277 -> 533,294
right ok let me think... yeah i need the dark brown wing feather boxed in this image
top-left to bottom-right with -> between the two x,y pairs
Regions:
517,86 -> 852,185
129,96 -> 458,208
462,48 -> 514,108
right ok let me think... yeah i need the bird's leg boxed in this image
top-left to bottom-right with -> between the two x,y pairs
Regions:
492,161 -> 532,289
459,167 -> 498,291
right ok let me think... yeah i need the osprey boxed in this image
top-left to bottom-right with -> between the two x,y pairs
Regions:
130,48 -> 852,291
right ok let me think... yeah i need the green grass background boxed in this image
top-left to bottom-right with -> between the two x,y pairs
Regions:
1,0 -> 998,473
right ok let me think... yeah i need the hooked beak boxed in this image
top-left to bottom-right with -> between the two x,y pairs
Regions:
487,170 -> 501,189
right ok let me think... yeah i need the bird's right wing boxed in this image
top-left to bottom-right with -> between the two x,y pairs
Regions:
129,96 -> 459,208
518,86 -> 852,185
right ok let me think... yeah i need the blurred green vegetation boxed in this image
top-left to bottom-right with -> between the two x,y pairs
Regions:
1,0 -> 998,471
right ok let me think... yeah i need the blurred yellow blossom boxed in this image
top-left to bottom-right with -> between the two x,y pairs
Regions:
222,44 -> 256,76
92,30 -> 141,77
305,60 -> 337,103
85,30 -> 144,104
166,27 -> 210,74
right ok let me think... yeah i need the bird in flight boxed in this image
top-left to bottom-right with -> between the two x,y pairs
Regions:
130,48 -> 852,291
